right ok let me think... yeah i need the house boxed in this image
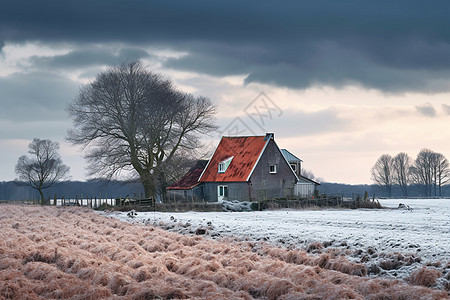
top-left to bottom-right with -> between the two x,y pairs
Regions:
167,133 -> 319,202
281,149 -> 320,197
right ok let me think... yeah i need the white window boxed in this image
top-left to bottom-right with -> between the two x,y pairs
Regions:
269,165 -> 277,174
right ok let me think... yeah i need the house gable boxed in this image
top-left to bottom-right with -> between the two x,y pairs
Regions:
248,138 -> 298,199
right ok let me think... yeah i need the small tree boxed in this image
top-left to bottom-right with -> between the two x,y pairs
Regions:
15,138 -> 70,204
371,154 -> 393,197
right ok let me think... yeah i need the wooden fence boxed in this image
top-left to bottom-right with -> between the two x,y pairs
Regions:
0,192 -> 381,211
0,195 -> 149,209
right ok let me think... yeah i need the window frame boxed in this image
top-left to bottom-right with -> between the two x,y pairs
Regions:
218,162 -> 225,173
218,156 -> 234,173
269,165 -> 277,174
290,164 -> 296,172
218,185 -> 228,202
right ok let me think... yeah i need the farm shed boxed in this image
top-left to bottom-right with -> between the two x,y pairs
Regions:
281,149 -> 320,197
294,175 -> 320,197
166,160 -> 207,202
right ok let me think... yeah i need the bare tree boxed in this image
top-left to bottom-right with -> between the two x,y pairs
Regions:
430,152 -> 450,197
392,152 -> 411,197
15,138 -> 70,204
371,154 -> 394,197
67,61 -> 216,201
410,148 -> 441,197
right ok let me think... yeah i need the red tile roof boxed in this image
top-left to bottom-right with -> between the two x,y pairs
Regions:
167,160 -> 208,190
199,136 -> 269,182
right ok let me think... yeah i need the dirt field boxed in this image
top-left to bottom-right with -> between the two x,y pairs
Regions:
0,205 -> 447,299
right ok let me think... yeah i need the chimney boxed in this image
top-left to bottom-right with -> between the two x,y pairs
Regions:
264,133 -> 274,141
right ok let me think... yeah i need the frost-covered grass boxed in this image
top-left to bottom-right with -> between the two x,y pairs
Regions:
0,203 -> 448,299
104,198 -> 450,292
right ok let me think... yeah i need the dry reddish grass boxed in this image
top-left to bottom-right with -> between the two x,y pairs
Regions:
0,205 -> 447,299
409,267 -> 442,288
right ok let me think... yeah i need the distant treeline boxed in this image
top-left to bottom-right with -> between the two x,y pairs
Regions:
0,180 -> 144,201
1,180 -> 449,201
319,182 -> 450,198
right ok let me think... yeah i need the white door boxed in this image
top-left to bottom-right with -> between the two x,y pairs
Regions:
217,185 -> 228,202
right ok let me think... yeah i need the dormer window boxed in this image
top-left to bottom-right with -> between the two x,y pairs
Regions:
218,156 -> 233,173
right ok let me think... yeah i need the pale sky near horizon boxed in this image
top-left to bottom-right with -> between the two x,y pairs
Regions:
1,1 -> 450,184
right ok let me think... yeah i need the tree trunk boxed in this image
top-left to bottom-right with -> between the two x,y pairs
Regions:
38,188 -> 45,205
156,170 -> 168,203
140,175 -> 156,205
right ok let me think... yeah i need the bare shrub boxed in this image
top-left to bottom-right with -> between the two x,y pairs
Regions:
306,241 -> 323,253
325,257 -> 367,277
316,253 -> 330,268
23,249 -> 59,265
0,258 -> 19,271
266,279 -> 295,300
409,267 -> 442,287
76,267 -> 96,280
108,274 -> 131,296
127,260 -> 144,269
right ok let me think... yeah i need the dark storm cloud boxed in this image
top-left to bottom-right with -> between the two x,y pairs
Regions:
29,46 -> 152,70
1,0 -> 450,92
0,72 -> 79,121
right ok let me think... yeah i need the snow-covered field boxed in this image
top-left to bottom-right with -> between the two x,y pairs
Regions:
101,198 -> 450,289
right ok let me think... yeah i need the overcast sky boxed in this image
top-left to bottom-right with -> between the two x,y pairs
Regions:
1,0 -> 450,184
